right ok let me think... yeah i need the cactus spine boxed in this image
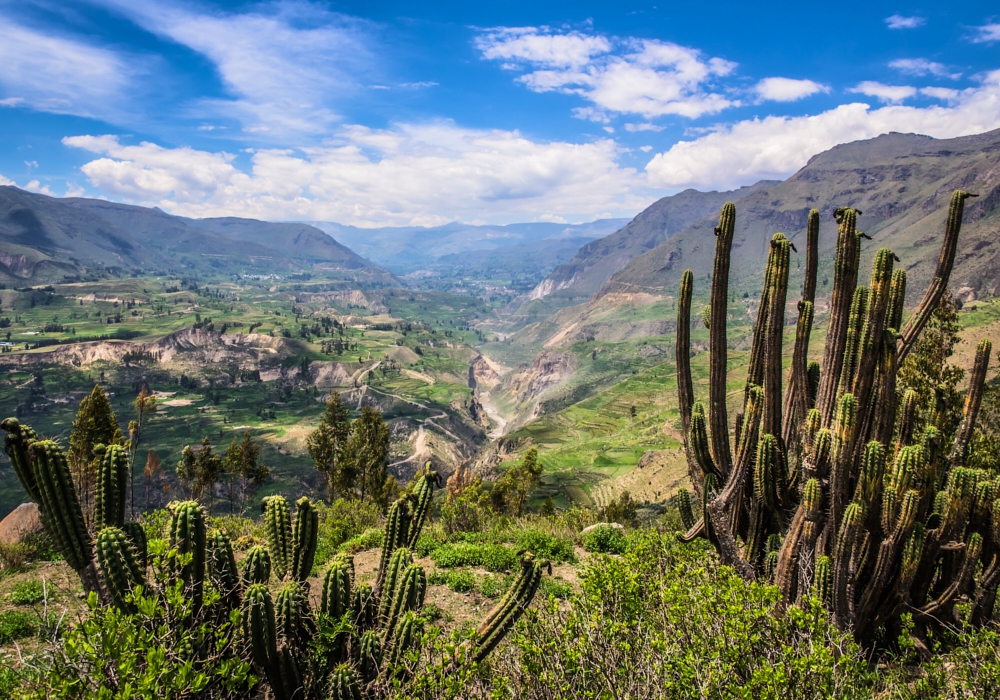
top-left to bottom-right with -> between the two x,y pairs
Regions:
209,530 -> 241,610
321,555 -> 353,620
29,440 -> 92,573
327,663 -> 362,700
243,545 -> 272,586
95,444 -> 128,531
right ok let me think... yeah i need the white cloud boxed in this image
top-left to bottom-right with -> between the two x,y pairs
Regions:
889,58 -> 960,79
625,123 -> 664,132
885,15 -> 925,29
477,27 -> 737,119
639,145 -> 653,152
848,81 -> 918,104
62,123 -> 654,226
646,70 -> 1000,191
475,27 -> 611,68
0,16 -> 134,119
0,173 -> 14,186
64,183 -> 86,198
24,180 -> 55,196
971,24 -> 1000,43
94,0 -> 376,136
754,77 -> 828,102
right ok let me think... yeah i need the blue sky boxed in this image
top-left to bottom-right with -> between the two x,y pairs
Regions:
1,1 -> 998,227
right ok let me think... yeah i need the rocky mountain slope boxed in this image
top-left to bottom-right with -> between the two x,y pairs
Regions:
0,187 -> 380,281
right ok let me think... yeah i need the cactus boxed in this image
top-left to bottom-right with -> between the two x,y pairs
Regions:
27,440 -> 94,574
376,497 -> 412,591
263,495 -> 293,580
383,563 -> 426,648
407,465 -> 440,548
353,583 -> 378,631
275,580 -> 315,651
123,521 -> 148,571
675,488 -> 696,530
291,496 -> 319,582
243,545 -> 272,586
95,444 -> 129,531
357,629 -> 381,681
676,193 -> 1000,643
378,547 -> 413,623
96,526 -> 146,612
471,551 -> 548,663
327,663 -> 362,700
321,555 -> 353,620
209,530 -> 241,610
1,418 -> 42,503
170,500 -> 207,612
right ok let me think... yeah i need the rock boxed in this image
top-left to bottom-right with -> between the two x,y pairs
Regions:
0,503 -> 43,544
956,286 -> 977,303
581,522 -> 626,535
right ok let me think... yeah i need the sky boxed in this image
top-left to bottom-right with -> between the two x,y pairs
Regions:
1,1 -> 999,227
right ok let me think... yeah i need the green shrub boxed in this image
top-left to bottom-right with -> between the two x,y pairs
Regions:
582,524 -> 627,554
337,527 -> 384,554
139,508 -> 172,541
0,610 -> 35,643
208,515 -> 262,546
10,580 -> 44,605
446,570 -> 475,593
515,528 -> 576,563
0,542 -> 32,571
314,498 -> 381,568
0,667 -> 18,699
430,543 -> 518,572
540,577 -> 572,600
414,529 -> 448,558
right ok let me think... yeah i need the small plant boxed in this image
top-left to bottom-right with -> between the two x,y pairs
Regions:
430,542 -> 520,572
515,529 -> 576,563
10,579 -> 44,605
0,610 -> 35,644
582,524 -> 628,554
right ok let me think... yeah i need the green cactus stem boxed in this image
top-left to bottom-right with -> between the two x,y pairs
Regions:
707,204 -> 736,476
29,441 -> 92,573
378,547 -> 413,623
209,530 -> 241,610
676,269 -> 699,488
1,418 -> 42,503
321,555 -> 353,620
357,629 -> 381,681
170,500 -> 207,612
96,526 -> 146,612
376,498 -> 412,591
471,552 -> 548,663
675,488 -> 696,530
326,663 -> 362,700
383,563 -> 427,648
263,495 -> 293,581
95,444 -> 128,531
291,497 -> 319,582
407,465 -> 439,548
242,545 -> 272,586
353,583 -> 377,631
275,580 -> 315,651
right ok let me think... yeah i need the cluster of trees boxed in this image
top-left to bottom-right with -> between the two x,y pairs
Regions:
175,431 -> 269,514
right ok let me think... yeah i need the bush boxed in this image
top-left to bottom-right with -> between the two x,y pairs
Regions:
314,499 -> 382,567
476,573 -> 509,598
514,529 -> 576,563
430,543 -> 519,572
582,524 -> 628,554
10,580 -> 44,605
0,610 -> 35,643
540,577 -> 572,600
338,527 -> 384,554
0,542 -> 32,571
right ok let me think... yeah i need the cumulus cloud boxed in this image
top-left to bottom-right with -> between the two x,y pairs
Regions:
848,81 -> 918,104
625,123 -> 664,132
62,122 -> 654,226
885,15 -> 925,29
0,16 -> 134,119
645,70 -> 1000,190
477,27 -> 737,119
754,77 -> 828,102
889,58 -> 960,79
24,180 -> 55,196
971,24 -> 1000,43
93,0 -> 377,136
0,173 -> 14,186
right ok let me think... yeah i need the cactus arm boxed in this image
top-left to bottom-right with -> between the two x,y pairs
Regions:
782,301 -> 814,450
949,339 -> 991,467
30,441 -> 93,573
849,250 -> 896,442
471,553 -> 547,663
291,497 -> 318,582
169,500 -> 207,612
96,526 -> 147,612
762,234 -> 791,443
2,419 -> 42,503
708,203 -> 736,476
263,496 -> 293,580
377,547 -> 413,623
815,208 -> 863,426
208,530 -> 241,611
898,190 -> 977,362
123,521 -> 148,572
675,268 -> 701,489
327,663 -> 363,700
802,209 -> 820,305
885,269 -> 907,333
95,445 -> 128,531
242,545 -> 272,586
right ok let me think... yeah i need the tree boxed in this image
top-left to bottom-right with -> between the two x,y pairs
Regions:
897,290 -> 965,445
491,447 -> 543,516
224,430 -> 270,514
143,450 -> 162,512
306,391 -> 352,500
128,384 -> 157,517
69,385 -> 124,523
339,405 -> 393,507
176,437 -> 224,511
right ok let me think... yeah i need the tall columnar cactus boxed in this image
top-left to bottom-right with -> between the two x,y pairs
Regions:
376,497 -> 412,591
327,663 -> 363,700
677,192 -> 1000,643
321,555 -> 354,620
96,526 -> 146,612
263,495 -> 293,580
407,464 -> 441,548
95,444 -> 129,531
1,419 -> 41,504
170,500 -> 207,612
675,488 -> 696,530
291,496 -> 318,582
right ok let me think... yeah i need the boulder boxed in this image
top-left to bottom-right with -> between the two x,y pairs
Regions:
581,522 -> 626,535
0,503 -> 43,544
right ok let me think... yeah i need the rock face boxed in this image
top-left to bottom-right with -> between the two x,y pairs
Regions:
468,355 -> 503,393
0,503 -> 43,543
502,352 -> 574,403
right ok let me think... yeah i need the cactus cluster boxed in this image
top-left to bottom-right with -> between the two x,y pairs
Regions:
1,426 -> 545,697
676,190 -> 1000,641
240,466 -> 549,699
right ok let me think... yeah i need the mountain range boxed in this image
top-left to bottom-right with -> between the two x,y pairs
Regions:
0,187 -> 376,282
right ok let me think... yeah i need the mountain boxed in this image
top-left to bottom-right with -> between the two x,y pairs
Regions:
522,181 -> 778,306
312,219 -> 630,273
0,187 -> 380,281
600,129 -> 1000,303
